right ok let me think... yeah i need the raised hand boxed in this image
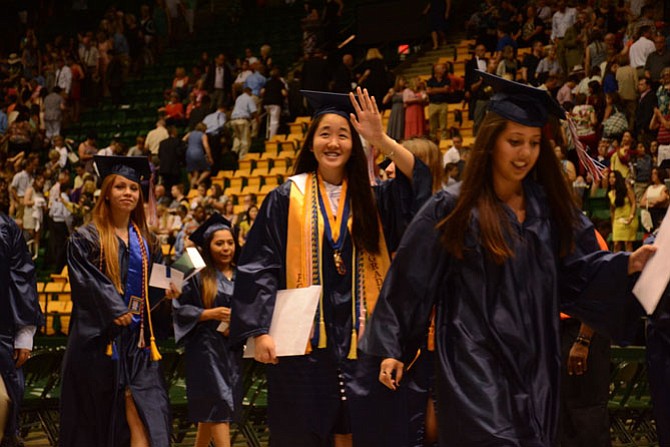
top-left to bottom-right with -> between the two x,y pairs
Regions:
349,87 -> 385,147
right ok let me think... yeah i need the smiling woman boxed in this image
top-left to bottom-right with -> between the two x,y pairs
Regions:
173,213 -> 241,447
60,156 -> 173,447
360,72 -> 657,446
230,88 -> 433,447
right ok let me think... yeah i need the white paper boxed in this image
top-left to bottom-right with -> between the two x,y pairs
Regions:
149,247 -> 206,292
149,264 -> 186,292
217,321 -> 229,333
243,285 -> 322,358
633,208 -> 670,314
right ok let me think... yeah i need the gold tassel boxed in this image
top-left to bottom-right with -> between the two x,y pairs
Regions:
427,322 -> 435,352
347,329 -> 358,359
318,318 -> 327,348
149,337 -> 162,361
106,342 -> 113,357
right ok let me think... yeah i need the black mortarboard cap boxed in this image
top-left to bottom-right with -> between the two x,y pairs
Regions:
94,155 -> 152,184
301,90 -> 356,119
189,213 -> 233,248
476,70 -> 566,127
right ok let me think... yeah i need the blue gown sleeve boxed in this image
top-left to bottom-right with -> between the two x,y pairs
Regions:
559,214 -> 642,343
4,214 -> 41,328
173,274 -> 204,343
67,226 -> 130,332
229,184 -> 289,347
374,157 -> 432,252
360,192 -> 454,363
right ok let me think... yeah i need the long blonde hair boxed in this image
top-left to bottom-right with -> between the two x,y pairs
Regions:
92,174 -> 153,294
401,137 -> 443,193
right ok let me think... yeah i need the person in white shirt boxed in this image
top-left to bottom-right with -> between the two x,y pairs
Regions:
442,134 -> 463,167
145,119 -> 169,164
551,1 -> 576,41
234,60 -> 253,85
629,26 -> 656,77
54,58 -> 73,95
47,170 -> 72,269
229,87 -> 258,157
52,135 -> 69,169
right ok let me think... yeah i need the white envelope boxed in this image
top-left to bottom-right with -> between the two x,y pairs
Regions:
633,208 -> 670,314
244,285 -> 322,358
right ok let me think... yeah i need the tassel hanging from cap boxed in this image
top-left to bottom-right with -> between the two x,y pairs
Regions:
106,341 -> 113,357
347,329 -> 358,360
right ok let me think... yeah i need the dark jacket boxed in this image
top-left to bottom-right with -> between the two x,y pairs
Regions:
158,136 -> 185,176
635,89 -> 658,138
204,63 -> 233,93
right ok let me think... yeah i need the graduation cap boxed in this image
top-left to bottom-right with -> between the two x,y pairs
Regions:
94,155 -> 153,199
476,70 -> 607,181
301,90 -> 356,119
476,70 -> 566,127
94,155 -> 151,184
189,213 -> 233,248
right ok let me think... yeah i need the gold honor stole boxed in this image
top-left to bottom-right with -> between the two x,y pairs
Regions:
286,172 -> 390,359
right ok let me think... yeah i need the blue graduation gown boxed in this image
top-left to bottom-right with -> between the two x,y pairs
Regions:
173,270 -> 242,423
360,180 -> 642,447
60,224 -> 171,447
0,213 -> 41,439
230,160 -> 431,446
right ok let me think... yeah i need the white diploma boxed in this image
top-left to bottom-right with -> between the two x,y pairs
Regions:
633,208 -> 670,314
149,247 -> 206,292
244,285 -> 322,358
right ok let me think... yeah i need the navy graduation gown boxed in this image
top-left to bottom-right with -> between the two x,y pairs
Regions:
60,224 -> 171,447
173,271 -> 241,423
360,180 -> 642,447
0,213 -> 41,439
230,160 -> 431,446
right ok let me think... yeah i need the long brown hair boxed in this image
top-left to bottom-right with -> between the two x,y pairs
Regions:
293,113 -> 380,254
437,112 -> 578,263
199,226 -> 238,309
92,174 -> 153,294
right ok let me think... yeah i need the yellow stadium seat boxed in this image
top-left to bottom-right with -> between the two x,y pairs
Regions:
229,176 -> 245,190
273,158 -> 292,170
50,266 -> 69,282
237,158 -> 255,173
268,166 -> 291,177
44,282 -> 64,294
262,175 -> 280,187
255,159 -> 271,173
259,184 -> 277,195
240,185 -> 259,196
279,140 -> 298,152
247,175 -> 262,187
216,169 -> 236,180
